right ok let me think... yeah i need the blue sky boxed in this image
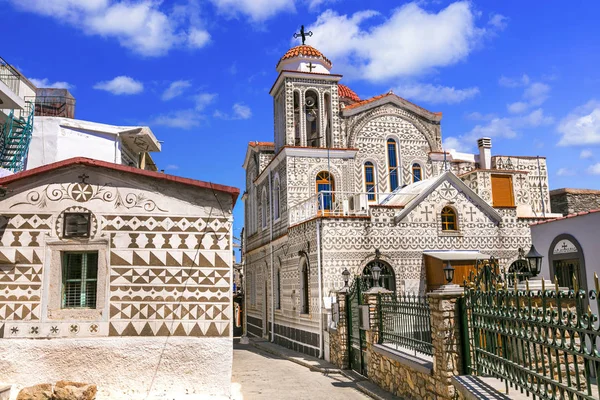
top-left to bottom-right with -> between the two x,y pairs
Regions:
4,0 -> 600,245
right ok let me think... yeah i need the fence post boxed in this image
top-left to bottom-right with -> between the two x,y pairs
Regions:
328,289 -> 350,369
428,287 -> 464,399
364,288 -> 391,345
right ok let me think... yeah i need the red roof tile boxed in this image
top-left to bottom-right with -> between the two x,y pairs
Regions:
344,92 -> 441,118
277,45 -> 332,68
248,141 -> 275,148
530,209 -> 600,226
0,157 -> 240,207
338,84 -> 360,102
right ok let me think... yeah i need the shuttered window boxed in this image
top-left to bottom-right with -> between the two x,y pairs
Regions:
491,175 -> 515,207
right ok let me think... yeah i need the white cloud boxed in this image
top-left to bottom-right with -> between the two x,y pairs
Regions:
442,136 -> 468,152
9,0 -> 210,57
395,83 -> 479,104
165,164 -> 179,170
149,109 -> 204,129
188,28 -> 211,48
93,76 -> 143,95
587,163 -> 600,175
29,78 -> 73,90
488,13 -> 508,31
507,101 -> 528,114
499,74 -> 530,88
162,80 -> 192,101
557,168 -> 575,177
558,100 -> 600,146
515,108 -> 554,127
308,2 -> 501,81
194,93 -> 218,110
580,149 -> 593,159
233,103 -> 252,119
214,103 -> 253,120
306,0 -> 338,11
210,0 -> 295,21
465,111 -> 496,121
505,79 -> 551,114
524,82 -> 550,106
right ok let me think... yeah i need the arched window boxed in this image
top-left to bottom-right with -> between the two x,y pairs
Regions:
362,260 -> 396,292
364,162 -> 376,201
261,188 -> 268,229
412,163 -> 422,183
273,176 -> 281,221
300,259 -> 309,314
275,265 -> 281,310
387,139 -> 399,191
305,90 -> 320,147
441,206 -> 457,231
316,171 -> 335,212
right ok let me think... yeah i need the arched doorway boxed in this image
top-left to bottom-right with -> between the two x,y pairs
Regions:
316,171 -> 335,212
362,260 -> 396,292
548,234 -> 587,292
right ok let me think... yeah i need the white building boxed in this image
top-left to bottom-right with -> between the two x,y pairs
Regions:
243,44 -> 561,359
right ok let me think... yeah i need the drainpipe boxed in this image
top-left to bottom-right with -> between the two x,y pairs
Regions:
269,169 -> 275,342
316,218 -> 324,358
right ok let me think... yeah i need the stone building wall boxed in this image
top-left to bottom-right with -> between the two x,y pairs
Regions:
550,188 -> 600,215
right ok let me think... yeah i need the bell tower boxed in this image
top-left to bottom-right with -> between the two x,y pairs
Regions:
270,28 -> 343,152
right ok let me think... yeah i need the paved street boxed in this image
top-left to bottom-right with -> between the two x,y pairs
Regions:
232,342 -> 370,400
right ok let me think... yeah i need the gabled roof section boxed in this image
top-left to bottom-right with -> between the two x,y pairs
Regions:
390,171 -> 502,225
342,92 -> 442,123
0,157 -> 240,207
242,141 -> 274,170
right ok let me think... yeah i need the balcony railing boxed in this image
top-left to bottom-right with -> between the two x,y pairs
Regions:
0,56 -> 21,97
288,190 -> 394,225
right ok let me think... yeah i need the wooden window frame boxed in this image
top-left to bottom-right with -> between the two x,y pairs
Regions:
364,162 -> 376,201
316,171 -> 335,212
412,163 -> 422,183
491,174 -> 515,207
62,251 -> 98,309
441,206 -> 458,231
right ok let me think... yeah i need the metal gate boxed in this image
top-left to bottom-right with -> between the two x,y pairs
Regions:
347,277 -> 368,376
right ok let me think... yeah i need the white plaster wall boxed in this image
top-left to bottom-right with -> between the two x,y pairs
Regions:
28,118 -> 119,169
0,337 -> 232,400
531,212 -> 600,315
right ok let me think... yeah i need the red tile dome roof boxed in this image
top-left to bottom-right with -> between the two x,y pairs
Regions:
277,45 -> 332,68
338,84 -> 360,102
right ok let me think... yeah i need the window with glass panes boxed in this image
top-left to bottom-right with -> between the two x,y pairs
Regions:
364,162 -> 376,200
62,252 -> 98,308
387,139 -> 399,191
441,207 -> 457,231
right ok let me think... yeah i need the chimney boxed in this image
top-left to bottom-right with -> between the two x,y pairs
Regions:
477,138 -> 492,169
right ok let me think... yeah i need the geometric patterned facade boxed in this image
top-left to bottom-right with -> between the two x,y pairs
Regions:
243,46 -> 557,356
0,160 -> 237,340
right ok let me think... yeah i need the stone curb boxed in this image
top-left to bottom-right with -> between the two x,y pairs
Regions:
249,340 -> 341,374
339,370 -> 402,400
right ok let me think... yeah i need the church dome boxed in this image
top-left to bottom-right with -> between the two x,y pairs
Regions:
276,45 -> 332,72
338,84 -> 360,103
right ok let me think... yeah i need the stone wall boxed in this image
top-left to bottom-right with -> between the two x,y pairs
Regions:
329,291 -> 349,369
550,188 -> 600,215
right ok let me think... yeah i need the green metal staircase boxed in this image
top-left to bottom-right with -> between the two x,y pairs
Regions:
0,102 -> 34,172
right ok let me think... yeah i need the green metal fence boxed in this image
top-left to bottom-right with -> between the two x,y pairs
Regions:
465,260 -> 600,400
378,292 -> 433,358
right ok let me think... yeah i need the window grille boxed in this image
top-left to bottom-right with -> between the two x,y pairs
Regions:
63,213 -> 91,238
62,252 -> 98,308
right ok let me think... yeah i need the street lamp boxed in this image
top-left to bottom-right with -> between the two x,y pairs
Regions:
525,244 -> 543,277
342,268 -> 350,287
443,261 -> 455,284
371,264 -> 382,288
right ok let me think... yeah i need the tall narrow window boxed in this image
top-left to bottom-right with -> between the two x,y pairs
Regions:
293,91 -> 301,146
387,139 -> 399,191
301,260 -> 309,314
62,252 -> 98,309
441,206 -> 457,231
275,266 -> 281,310
261,188 -> 268,229
324,93 -> 332,148
412,163 -> 422,183
273,177 -> 281,220
305,90 -> 320,147
364,162 -> 376,201
316,171 -> 335,212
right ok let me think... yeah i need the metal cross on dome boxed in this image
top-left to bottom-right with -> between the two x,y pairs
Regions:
293,25 -> 313,45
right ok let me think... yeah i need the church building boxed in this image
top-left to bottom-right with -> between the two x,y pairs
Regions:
242,41 -> 560,358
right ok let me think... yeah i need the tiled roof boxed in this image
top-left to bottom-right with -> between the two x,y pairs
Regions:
277,45 -> 332,68
0,157 -> 240,207
248,141 -> 274,148
338,84 -> 360,102
344,92 -> 442,117
530,209 -> 600,226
